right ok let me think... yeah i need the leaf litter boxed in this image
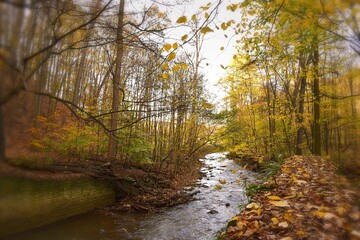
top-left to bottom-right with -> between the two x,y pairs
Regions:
221,155 -> 360,239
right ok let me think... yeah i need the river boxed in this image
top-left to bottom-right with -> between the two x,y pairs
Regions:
6,153 -> 258,240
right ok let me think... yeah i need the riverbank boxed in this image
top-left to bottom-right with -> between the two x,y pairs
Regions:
221,155 -> 360,240
0,154 -> 205,213
0,161 -> 85,180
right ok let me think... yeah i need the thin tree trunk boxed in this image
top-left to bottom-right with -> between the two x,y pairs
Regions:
296,56 -> 307,155
0,104 -> 5,161
107,0 -> 125,160
313,40 -> 321,155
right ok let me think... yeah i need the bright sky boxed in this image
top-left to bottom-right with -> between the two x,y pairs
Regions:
165,0 -> 240,104
129,0 -> 241,105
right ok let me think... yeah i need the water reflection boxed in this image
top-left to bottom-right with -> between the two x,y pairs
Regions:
0,176 -> 114,238
9,153 -> 257,240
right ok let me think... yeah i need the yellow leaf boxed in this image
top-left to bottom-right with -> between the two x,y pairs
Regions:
235,179 -> 240,183
269,200 -> 290,207
284,211 -> 295,223
219,179 -> 227,184
246,209 -> 262,215
271,217 -> 279,224
164,43 -> 172,52
231,169 -> 237,174
229,216 -> 240,222
161,63 -> 169,70
172,43 -> 178,50
161,73 -> 169,79
221,22 -> 228,30
176,16 -> 187,24
167,52 -> 176,61
268,196 -> 282,201
336,206 -> 347,216
181,63 -> 188,70
226,4 -> 238,11
296,230 -> 306,237
243,163 -> 249,169
205,12 -> 209,18
246,203 -> 259,209
173,64 -> 180,72
220,46 -> 224,51
181,34 -> 188,41
283,195 -> 296,199
313,211 -> 325,218
236,221 -> 245,230
200,6 -> 209,11
215,184 -> 222,190
253,220 -> 260,229
200,26 -> 213,34
236,231 -> 244,237
279,221 -> 289,228
191,14 -> 196,21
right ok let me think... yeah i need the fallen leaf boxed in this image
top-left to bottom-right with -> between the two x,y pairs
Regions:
215,184 -> 222,190
236,221 -> 246,230
279,221 -> 289,228
243,228 -> 256,236
351,230 -> 360,238
283,195 -> 296,199
246,202 -> 260,209
269,200 -> 290,207
236,231 -> 244,237
296,230 -> 306,237
284,211 -> 295,223
227,226 -> 239,233
253,220 -> 260,229
336,206 -> 347,216
271,217 -> 279,224
280,237 -> 293,240
268,196 -> 282,201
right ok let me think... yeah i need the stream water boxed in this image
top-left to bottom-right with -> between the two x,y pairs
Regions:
7,153 -> 258,240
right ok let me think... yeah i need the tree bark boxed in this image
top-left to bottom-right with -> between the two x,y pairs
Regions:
0,105 -> 5,161
107,0 -> 125,160
296,56 -> 307,155
312,40 -> 321,155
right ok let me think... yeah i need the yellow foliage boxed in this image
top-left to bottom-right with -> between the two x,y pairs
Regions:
167,52 -> 176,61
164,43 -> 172,52
181,34 -> 188,41
200,26 -> 214,34
176,16 -> 187,24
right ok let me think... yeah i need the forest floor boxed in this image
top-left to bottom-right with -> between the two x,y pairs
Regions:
221,155 -> 360,240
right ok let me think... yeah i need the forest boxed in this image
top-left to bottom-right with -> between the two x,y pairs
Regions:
0,0 -> 359,239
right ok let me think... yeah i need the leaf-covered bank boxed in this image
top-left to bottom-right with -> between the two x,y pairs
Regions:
221,155 -> 360,240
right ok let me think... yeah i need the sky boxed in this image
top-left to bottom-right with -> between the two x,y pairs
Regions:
129,0 -> 241,105
164,0 -> 241,104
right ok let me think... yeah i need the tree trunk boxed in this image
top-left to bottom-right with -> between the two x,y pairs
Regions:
0,104 -> 5,161
296,56 -> 307,155
107,0 -> 125,160
312,40 -> 321,155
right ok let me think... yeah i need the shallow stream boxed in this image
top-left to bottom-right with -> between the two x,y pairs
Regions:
7,153 -> 257,240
